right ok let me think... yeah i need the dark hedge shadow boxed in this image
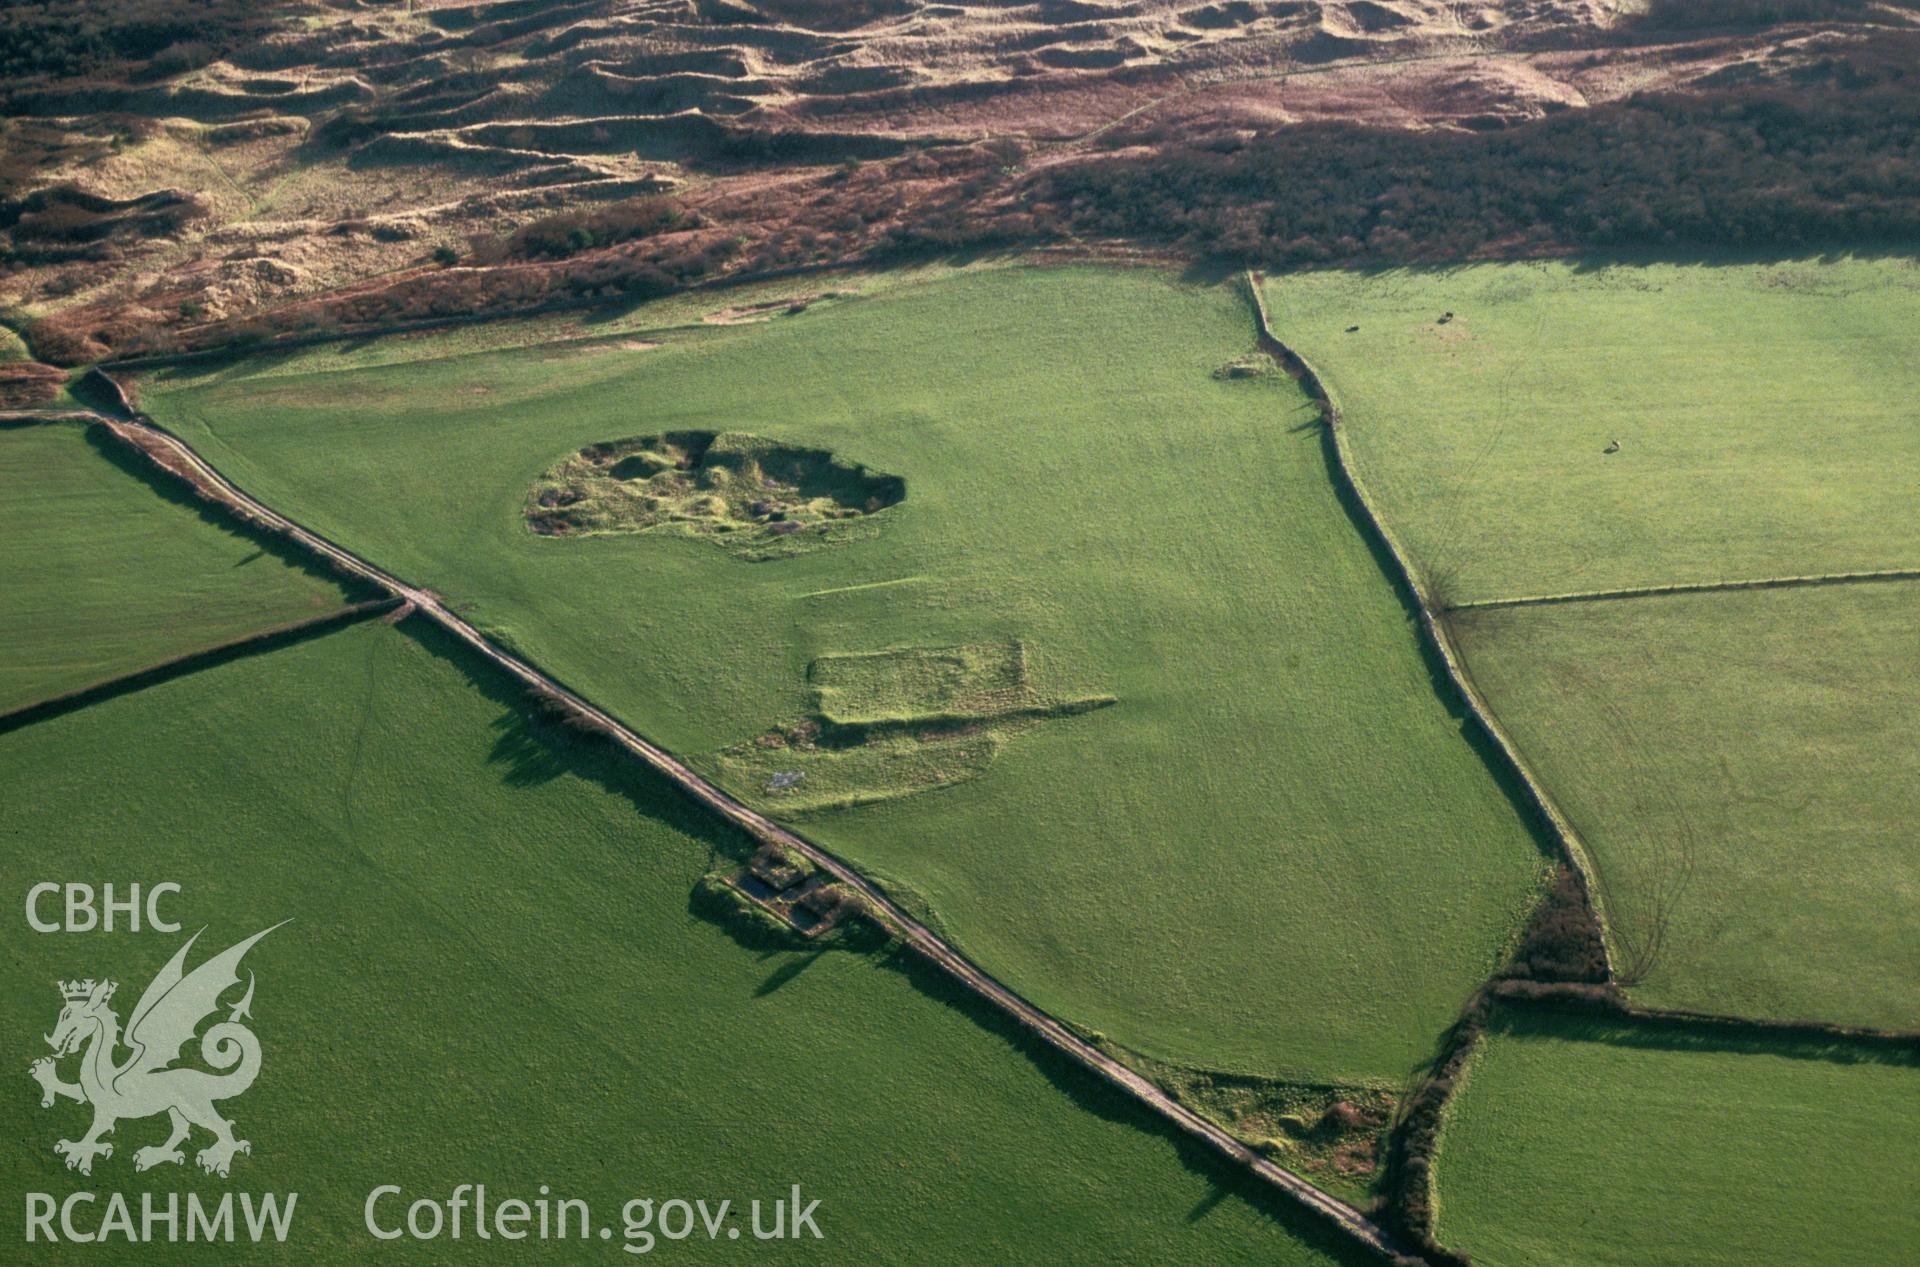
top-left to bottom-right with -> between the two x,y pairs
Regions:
79,421 -> 377,601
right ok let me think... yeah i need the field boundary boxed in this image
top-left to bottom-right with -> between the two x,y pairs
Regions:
72,380 -> 1417,1265
1487,980 -> 1920,1054
0,410 -> 100,427
1421,987 -> 1920,1264
1245,271 -> 1613,969
0,598 -> 402,737
1250,271 -> 1920,1259
1452,567 -> 1920,612
92,257 -> 870,372
1249,270 -> 1623,1263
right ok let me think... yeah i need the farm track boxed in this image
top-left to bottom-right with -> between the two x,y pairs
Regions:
1448,566 -> 1920,612
66,387 -> 1414,1265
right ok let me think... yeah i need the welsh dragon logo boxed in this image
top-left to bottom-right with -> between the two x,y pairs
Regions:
29,923 -> 284,1178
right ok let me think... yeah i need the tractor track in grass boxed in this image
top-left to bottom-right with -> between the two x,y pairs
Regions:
1246,265 -> 1920,951
64,385 -> 1413,1265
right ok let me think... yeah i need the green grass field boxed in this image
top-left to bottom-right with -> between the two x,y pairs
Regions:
1266,257 -> 1920,604
0,617 -> 1373,1265
0,423 -> 353,714
1449,582 -> 1920,1028
140,265 -> 1549,1087
1264,257 -> 1920,1028
1433,1007 -> 1920,1266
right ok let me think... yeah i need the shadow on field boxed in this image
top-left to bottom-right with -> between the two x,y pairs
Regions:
396,613 -> 1386,1264
1179,257 -> 1244,289
1291,412 -> 1562,872
0,601 -> 397,739
1560,245 -> 1920,275
484,707 -> 577,787
136,340 -> 320,389
1491,1000 -> 1920,1070
397,615 -> 754,845
78,421 -> 377,601
1312,245 -> 1920,288
754,949 -> 825,997
866,929 -> 1387,1260
1186,1185 -> 1232,1222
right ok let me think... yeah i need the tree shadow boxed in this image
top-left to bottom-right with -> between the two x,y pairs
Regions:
867,938 -> 1390,1263
486,708 -> 576,787
134,340 -> 317,389
396,615 -> 761,856
754,950 -> 824,997
1186,1185 -> 1232,1223
1308,244 -> 1920,286
1179,255 -> 1245,288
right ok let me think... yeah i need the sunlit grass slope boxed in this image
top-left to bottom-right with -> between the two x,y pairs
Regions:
1267,257 -> 1920,603
142,266 -> 1548,1084
1450,582 -> 1920,1028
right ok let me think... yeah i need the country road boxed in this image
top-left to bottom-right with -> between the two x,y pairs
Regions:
82,404 -> 1413,1264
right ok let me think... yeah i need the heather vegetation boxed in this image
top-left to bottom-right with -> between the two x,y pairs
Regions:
10,0 -> 1919,366
8,1 -> 1920,1258
0,0 -> 259,84
1640,0 -> 1882,28
1035,47 -> 1920,268
491,196 -> 697,263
